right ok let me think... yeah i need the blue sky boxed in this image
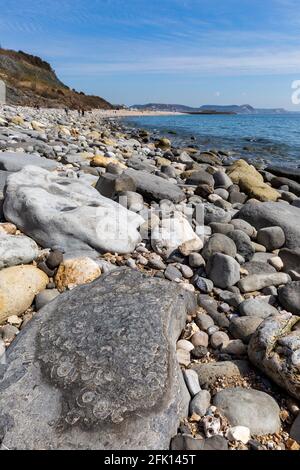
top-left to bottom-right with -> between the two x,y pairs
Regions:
1,0 -> 300,108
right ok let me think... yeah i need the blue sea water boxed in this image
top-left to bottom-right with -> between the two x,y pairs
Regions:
123,114 -> 300,168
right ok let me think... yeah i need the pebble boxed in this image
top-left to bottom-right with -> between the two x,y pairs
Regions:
176,339 -> 194,352
164,265 -> 182,282
195,313 -> 214,331
189,252 -> 205,268
176,348 -> 191,367
190,390 -> 211,417
183,369 -> 201,397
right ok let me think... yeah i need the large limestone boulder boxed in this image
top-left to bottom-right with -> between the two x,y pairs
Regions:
248,314 -> 300,400
237,201 -> 300,250
0,234 -> 39,269
3,166 -> 144,255
0,265 -> 48,323
0,152 -> 58,172
227,160 -> 280,202
0,268 -> 196,449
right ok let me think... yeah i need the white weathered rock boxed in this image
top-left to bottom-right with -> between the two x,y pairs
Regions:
0,234 -> 39,269
226,426 -> 251,444
4,166 -> 144,255
151,212 -> 202,257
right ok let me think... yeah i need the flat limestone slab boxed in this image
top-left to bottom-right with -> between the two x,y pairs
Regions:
0,268 -> 196,450
0,151 -> 58,171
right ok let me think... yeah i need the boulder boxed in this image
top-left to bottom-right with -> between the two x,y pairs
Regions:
0,151 -> 57,171
213,387 -> 281,435
239,298 -> 278,319
227,160 -> 280,202
278,282 -> 300,315
238,272 -> 290,293
0,234 -> 39,269
248,314 -> 300,400
201,233 -> 237,261
125,168 -> 185,203
206,253 -> 240,289
236,201 -> 300,250
0,265 -> 48,324
257,226 -> 285,251
0,268 -> 196,450
3,166 -> 144,255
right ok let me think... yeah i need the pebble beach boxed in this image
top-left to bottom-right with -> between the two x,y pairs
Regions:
0,104 -> 299,451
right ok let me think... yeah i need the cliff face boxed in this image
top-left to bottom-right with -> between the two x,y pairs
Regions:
0,48 -> 112,109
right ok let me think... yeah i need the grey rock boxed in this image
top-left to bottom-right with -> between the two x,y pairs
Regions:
229,230 -> 254,262
0,170 -> 12,194
164,265 -> 183,282
190,390 -> 211,417
257,226 -> 285,251
0,234 -> 39,269
186,170 -> 214,187
0,324 -> 19,342
218,290 -> 243,307
239,298 -> 278,319
271,176 -> 300,197
46,250 -> 64,270
248,314 -> 300,400
210,331 -> 230,349
230,219 -> 256,238
243,261 -> 276,276
35,289 -> 60,310
183,369 -> 201,397
290,414 -> 300,443
189,253 -> 205,268
3,166 -> 144,255
126,156 -> 156,173
237,201 -> 300,250
198,295 -> 230,328
0,268 -> 196,450
193,276 -> 213,293
192,361 -> 251,387
126,168 -> 185,203
0,151 -> 58,172
202,233 -> 237,261
204,204 -> 232,225
214,188 -> 229,200
278,282 -> 300,315
279,248 -> 300,273
213,387 -> 281,435
213,171 -> 233,189
238,273 -> 290,293
95,173 -> 136,199
210,222 -> 234,235
229,316 -> 264,343
207,253 -> 240,289
251,252 -> 277,263
195,313 -> 214,331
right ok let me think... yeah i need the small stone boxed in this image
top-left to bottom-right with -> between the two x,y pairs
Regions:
147,254 -> 166,270
222,339 -> 247,356
195,313 -> 214,331
202,416 -> 221,438
46,250 -> 64,270
190,390 -> 211,417
207,325 -> 219,336
193,276 -> 214,293
268,256 -> 284,271
164,265 -> 183,282
207,253 -> 240,289
239,298 -> 278,319
226,426 -> 251,444
180,265 -> 194,279
210,331 -> 230,349
229,316 -> 263,343
7,315 -> 22,326
0,324 -> 19,342
189,253 -> 205,268
35,289 -> 60,310
55,257 -> 101,292
191,346 -> 208,359
183,369 -> 201,397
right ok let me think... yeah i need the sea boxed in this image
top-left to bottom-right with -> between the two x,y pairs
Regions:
123,113 -> 300,168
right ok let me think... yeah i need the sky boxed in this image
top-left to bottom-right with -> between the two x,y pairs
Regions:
1,0 -> 300,108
